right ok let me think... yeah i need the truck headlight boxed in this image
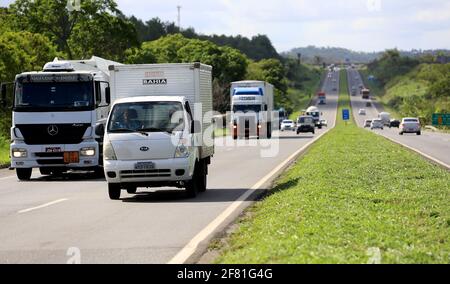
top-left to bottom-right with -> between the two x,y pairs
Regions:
80,147 -> 96,157
175,140 -> 192,158
12,148 -> 27,158
104,142 -> 117,160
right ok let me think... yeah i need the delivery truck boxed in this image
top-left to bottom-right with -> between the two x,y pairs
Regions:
230,81 -> 274,139
318,92 -> 326,105
2,56 -> 120,180
102,63 -> 214,199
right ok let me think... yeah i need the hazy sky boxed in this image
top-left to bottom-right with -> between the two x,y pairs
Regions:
1,0 -> 450,52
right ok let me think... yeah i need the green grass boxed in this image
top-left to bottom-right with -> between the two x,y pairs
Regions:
215,70 -> 450,264
0,135 -> 9,167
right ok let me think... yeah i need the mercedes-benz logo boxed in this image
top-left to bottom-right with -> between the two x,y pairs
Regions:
47,125 -> 59,136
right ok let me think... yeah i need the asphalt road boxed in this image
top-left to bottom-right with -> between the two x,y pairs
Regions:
0,71 -> 340,264
347,68 -> 450,167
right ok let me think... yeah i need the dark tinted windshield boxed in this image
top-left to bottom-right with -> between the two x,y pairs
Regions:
14,81 -> 94,111
108,101 -> 185,133
233,105 -> 261,113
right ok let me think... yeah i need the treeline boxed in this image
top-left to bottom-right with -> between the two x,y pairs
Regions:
366,49 -> 449,124
0,0 -> 322,136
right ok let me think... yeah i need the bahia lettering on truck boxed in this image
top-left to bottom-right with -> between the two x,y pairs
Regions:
2,57 -> 121,180
230,81 -> 274,140
103,63 -> 214,199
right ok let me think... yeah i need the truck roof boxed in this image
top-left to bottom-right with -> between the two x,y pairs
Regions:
306,106 -> 319,112
113,96 -> 186,105
110,62 -> 212,72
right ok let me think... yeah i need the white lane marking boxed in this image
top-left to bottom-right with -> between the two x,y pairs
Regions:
18,198 -> 68,214
168,123 -> 335,264
0,175 -> 15,181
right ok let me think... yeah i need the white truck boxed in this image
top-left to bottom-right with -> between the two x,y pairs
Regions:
230,81 -> 274,139
378,112 -> 391,126
2,56 -> 120,180
305,106 -> 323,129
103,63 -> 214,199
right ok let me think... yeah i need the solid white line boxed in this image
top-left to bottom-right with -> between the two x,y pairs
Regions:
18,198 -> 68,214
168,124 -> 335,264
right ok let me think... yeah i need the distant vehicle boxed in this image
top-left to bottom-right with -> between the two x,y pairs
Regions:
280,120 -> 296,132
399,118 -> 421,135
297,116 -> 315,134
361,88 -> 371,99
351,86 -> 357,96
364,119 -> 372,128
318,92 -> 326,105
389,119 -> 400,128
371,119 -> 384,130
358,109 -> 366,115
366,102 -> 372,107
231,80 -> 274,140
332,87 -> 338,91
305,106 -> 323,129
320,119 -> 328,127
378,112 -> 391,126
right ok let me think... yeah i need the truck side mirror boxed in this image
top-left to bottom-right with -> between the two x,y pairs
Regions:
95,123 -> 105,136
1,84 -> 7,107
191,120 -> 201,134
105,87 -> 111,105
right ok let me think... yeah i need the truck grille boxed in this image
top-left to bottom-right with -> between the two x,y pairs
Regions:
120,170 -> 171,179
16,124 -> 90,145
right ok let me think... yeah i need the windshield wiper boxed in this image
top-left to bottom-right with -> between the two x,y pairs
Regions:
109,128 -> 135,133
140,127 -> 173,134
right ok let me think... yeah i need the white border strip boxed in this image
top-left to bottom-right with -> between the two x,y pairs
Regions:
18,198 -> 68,214
168,126 -> 334,264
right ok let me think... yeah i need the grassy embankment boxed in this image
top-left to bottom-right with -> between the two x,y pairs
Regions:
215,70 -> 450,264
0,135 -> 9,167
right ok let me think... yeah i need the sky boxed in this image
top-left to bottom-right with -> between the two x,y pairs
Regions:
1,0 -> 450,53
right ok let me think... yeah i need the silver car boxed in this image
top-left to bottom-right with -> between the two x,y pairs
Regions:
371,119 -> 384,130
400,118 -> 421,135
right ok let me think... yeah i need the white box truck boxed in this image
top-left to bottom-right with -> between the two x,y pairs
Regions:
230,81 -> 274,139
103,63 -> 214,199
1,56 -> 121,180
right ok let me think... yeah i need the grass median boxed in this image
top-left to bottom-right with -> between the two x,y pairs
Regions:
214,70 -> 450,264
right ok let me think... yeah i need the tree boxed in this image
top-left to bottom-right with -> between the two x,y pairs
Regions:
9,0 -> 138,60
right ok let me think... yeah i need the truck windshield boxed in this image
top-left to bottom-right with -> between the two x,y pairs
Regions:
108,102 -> 185,134
233,105 -> 261,113
307,112 -> 320,118
14,81 -> 94,112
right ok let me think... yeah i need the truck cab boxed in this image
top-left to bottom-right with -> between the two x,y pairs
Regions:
318,92 -> 327,105
305,106 -> 323,129
6,57 -> 120,180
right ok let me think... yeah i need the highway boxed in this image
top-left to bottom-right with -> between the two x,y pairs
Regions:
347,68 -> 450,168
0,71 -> 339,263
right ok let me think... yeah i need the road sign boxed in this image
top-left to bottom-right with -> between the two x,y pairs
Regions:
432,114 -> 450,126
342,109 -> 350,121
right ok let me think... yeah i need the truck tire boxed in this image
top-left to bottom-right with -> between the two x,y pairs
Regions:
108,183 -> 121,200
267,123 -> 272,139
417,131 -> 421,136
17,168 -> 32,181
185,160 -> 207,197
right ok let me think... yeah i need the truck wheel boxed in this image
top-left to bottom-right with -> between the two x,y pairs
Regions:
17,168 -> 32,181
108,183 -> 121,200
399,132 -> 404,135
198,160 -> 207,193
185,160 -> 207,197
417,131 -> 421,136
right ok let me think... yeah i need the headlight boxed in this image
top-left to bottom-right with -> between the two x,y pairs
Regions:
12,148 -> 27,158
175,140 -> 192,158
80,147 -> 96,157
104,142 -> 117,160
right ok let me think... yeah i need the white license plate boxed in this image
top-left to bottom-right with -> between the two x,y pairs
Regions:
46,147 -> 62,153
134,162 -> 155,170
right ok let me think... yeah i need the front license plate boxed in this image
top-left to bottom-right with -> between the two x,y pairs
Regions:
135,162 -> 155,170
46,147 -> 62,153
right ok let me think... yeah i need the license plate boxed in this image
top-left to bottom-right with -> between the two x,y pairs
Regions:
134,162 -> 155,170
46,147 -> 62,153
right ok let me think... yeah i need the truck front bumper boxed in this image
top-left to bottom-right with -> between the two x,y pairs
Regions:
10,141 -> 99,169
104,158 -> 193,184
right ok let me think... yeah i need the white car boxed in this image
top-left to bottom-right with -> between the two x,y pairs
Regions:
364,119 -> 372,128
320,119 -> 328,127
371,119 -> 384,130
280,120 -> 296,131
358,109 -> 366,115
400,118 -> 421,135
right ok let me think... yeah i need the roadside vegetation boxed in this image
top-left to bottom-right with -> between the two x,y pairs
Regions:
215,70 -> 450,264
0,135 -> 9,167
363,49 -> 450,127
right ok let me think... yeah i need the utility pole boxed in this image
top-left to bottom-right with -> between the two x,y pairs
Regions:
177,5 -> 182,30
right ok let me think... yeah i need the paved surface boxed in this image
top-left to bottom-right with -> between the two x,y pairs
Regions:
0,71 -> 340,264
347,68 -> 450,167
